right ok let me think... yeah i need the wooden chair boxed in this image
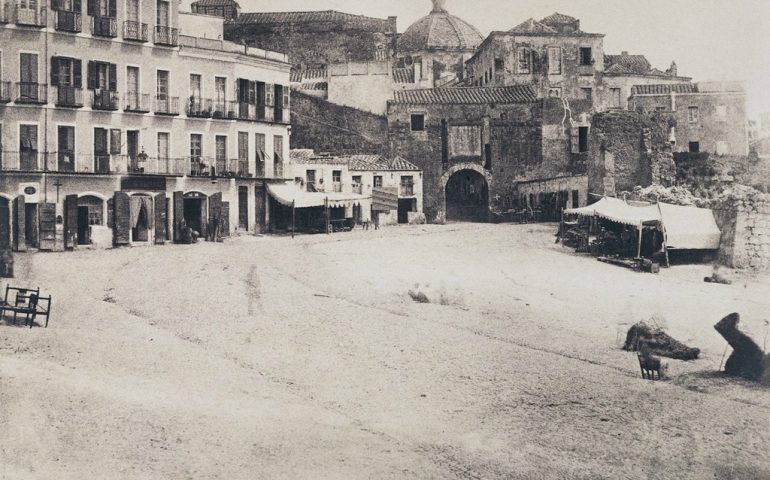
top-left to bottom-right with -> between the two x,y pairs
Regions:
638,351 -> 662,381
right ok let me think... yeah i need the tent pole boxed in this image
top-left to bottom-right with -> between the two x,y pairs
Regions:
637,224 -> 643,259
325,197 -> 330,235
291,200 -> 295,240
560,209 -> 564,244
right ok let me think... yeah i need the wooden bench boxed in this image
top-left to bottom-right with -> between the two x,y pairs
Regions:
0,285 -> 52,328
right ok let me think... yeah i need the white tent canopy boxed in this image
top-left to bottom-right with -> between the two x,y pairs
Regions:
267,183 -> 370,209
565,197 -> 721,250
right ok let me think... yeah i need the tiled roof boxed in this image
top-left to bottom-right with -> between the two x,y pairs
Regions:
604,54 -> 652,75
230,10 -> 391,29
630,84 -> 697,96
391,85 -> 537,105
399,8 -> 483,52
509,18 -> 557,34
289,150 -> 349,165
297,82 -> 328,91
346,155 -> 420,172
192,0 -> 238,7
541,12 -> 579,25
392,67 -> 415,84
290,66 -> 328,83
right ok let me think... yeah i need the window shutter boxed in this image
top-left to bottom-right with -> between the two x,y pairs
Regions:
64,194 -> 79,249
173,191 -> 183,242
13,196 -> 26,251
106,198 -> 114,228
110,129 -> 121,154
95,128 -> 107,154
50,57 -> 61,86
113,192 -> 131,246
108,63 -> 117,91
108,0 -> 116,17
570,127 -> 580,154
87,61 -> 97,90
51,0 -> 61,10
86,0 -> 94,15
283,89 -> 289,108
73,60 -> 82,88
154,193 -> 167,244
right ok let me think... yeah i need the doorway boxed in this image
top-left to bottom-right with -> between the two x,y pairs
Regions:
184,197 -> 204,235
0,197 -> 10,250
238,186 -> 248,230
445,169 -> 489,222
24,203 -> 38,248
397,198 -> 416,224
77,206 -> 90,245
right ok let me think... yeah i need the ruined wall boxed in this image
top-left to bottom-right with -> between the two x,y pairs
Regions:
224,18 -> 396,66
588,110 -> 673,197
712,194 -> 770,271
290,92 -> 388,155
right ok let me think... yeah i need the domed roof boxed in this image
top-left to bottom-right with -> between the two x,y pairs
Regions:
399,0 -> 484,53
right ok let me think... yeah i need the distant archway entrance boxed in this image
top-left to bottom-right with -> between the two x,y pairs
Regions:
445,169 -> 489,222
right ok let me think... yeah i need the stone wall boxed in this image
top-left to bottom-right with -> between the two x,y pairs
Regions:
588,110 -> 673,197
290,92 -> 389,155
712,195 -> 770,271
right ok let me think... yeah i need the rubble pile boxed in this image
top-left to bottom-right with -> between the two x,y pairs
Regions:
623,321 -> 700,360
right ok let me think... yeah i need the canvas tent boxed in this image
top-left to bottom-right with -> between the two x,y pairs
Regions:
564,197 -> 721,252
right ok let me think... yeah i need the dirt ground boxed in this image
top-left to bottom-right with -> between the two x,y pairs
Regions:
1,223 -> 769,480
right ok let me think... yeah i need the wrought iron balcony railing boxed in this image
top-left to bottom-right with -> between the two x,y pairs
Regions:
186,97 -> 213,118
155,95 -> 179,115
91,89 -> 119,110
123,20 -> 147,41
15,82 -> 47,104
124,92 -> 151,113
15,3 -> 46,26
0,81 -> 11,103
154,25 -> 178,46
212,100 -> 237,120
55,85 -> 83,108
90,15 -> 117,37
54,9 -> 81,32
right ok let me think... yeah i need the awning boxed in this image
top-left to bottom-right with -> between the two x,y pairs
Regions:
658,202 -> 721,250
372,187 -> 398,211
565,197 -> 721,250
268,182 -> 370,209
564,197 -> 659,226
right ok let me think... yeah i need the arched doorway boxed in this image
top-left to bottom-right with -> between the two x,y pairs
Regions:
445,169 -> 489,222
183,191 -> 207,238
0,197 -> 10,250
130,193 -> 153,243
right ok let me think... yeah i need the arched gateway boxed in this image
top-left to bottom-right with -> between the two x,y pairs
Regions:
440,164 -> 491,222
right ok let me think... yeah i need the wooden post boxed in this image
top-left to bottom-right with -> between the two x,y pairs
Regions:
656,202 -> 670,267
325,197 -> 330,235
637,224 -> 643,259
291,199 -> 295,239
560,209 -> 564,244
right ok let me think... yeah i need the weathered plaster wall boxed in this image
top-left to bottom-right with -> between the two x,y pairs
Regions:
712,195 -> 770,271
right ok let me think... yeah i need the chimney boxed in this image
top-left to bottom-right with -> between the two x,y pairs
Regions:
668,61 -> 678,77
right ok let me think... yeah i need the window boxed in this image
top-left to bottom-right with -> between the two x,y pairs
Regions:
516,48 -> 531,74
410,114 -> 425,132
581,88 -> 592,103
215,76 -> 226,104
190,134 -> 202,158
579,47 -> 592,66
547,46 -> 562,74
571,190 -> 580,209
156,0 -> 169,26
20,53 -> 38,84
332,170 -> 341,183
157,132 -> 169,159
688,106 -> 699,123
306,170 -> 316,191
689,141 -> 700,153
273,135 -> 283,177
655,106 -> 667,112
578,127 -> 589,153
255,133 -> 266,176
189,74 -> 201,99
157,70 -> 169,98
19,124 -> 38,169
238,131 -> 248,175
87,61 -> 116,90
57,126 -> 75,171
51,57 -> 81,87
126,0 -> 139,22
374,175 -> 383,188
215,135 -> 227,162
610,88 -> 621,108
126,66 -> 139,95
494,58 -> 504,71
548,87 -> 562,98
400,176 -> 414,196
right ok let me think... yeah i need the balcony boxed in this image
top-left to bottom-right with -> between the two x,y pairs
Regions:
0,151 -> 48,172
154,25 -> 178,46
274,106 -> 284,124
186,97 -> 213,118
237,102 -> 255,121
123,20 -> 147,42
14,3 -> 46,26
155,95 -> 179,115
214,158 -> 245,177
15,82 -> 47,104
55,85 -> 84,108
124,92 -> 151,113
188,156 -> 213,177
54,9 -> 81,32
0,81 -> 10,103
118,155 -> 185,175
212,100 -> 237,120
91,15 -> 117,37
91,89 -> 119,110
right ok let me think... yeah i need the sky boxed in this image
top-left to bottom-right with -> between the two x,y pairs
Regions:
201,0 -> 770,119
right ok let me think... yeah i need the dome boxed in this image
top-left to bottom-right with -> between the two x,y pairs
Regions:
399,0 -> 484,53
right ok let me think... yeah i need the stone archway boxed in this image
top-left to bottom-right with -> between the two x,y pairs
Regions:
441,164 -> 492,222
